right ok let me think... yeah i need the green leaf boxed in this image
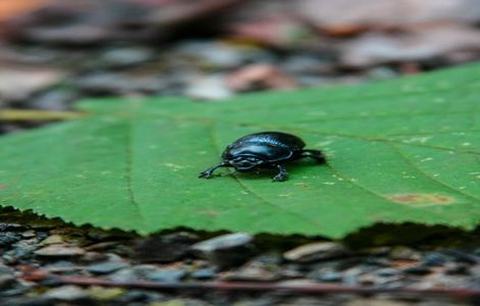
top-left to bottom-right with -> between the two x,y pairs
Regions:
1,63 -> 479,238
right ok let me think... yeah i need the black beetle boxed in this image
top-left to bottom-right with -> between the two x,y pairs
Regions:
199,131 -> 325,182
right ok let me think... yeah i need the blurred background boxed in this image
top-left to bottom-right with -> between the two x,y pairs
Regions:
1,2 -> 480,305
1,0 -> 480,132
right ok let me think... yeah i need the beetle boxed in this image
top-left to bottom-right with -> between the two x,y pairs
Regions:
199,131 -> 325,182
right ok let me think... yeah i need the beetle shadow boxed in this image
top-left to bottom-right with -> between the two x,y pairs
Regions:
225,160 -> 325,181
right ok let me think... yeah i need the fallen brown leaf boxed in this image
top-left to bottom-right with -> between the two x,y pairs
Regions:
226,64 -> 296,92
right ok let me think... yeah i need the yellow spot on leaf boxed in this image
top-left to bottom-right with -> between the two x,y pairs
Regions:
163,163 -> 187,172
388,193 -> 455,205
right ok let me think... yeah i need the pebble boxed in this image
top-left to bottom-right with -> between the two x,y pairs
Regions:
75,72 -> 163,95
176,41 -> 254,68
116,289 -> 164,303
221,261 -> 280,282
284,242 -> 349,263
145,268 -> 187,283
43,285 -> 88,301
109,268 -> 141,283
86,287 -> 125,301
44,260 -> 80,273
0,232 -> 22,247
3,240 -> 38,263
313,269 -> 343,282
87,261 -> 129,275
21,230 -> 36,238
34,245 -> 85,257
389,246 -> 421,261
282,53 -> 333,75
192,233 -> 253,253
30,89 -> 78,111
100,47 -> 154,68
38,234 -> 64,246
191,233 -> 254,268
444,262 -> 470,275
185,75 -> 233,100
191,267 -> 216,280
444,249 -> 479,264
375,268 -> 400,277
422,252 -> 449,266
0,223 -> 24,231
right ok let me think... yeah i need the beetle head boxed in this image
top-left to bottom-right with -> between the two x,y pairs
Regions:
224,154 -> 265,171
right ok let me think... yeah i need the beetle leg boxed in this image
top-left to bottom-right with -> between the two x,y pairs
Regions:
199,162 -> 229,179
272,164 -> 288,182
301,149 -> 326,163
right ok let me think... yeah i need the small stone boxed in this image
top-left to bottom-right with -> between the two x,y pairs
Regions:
366,66 -> 398,80
221,261 -> 280,282
31,89 -> 77,111
21,230 -> 36,238
109,268 -> 139,283
39,234 -> 64,246
389,246 -> 421,261
444,262 -> 470,275
35,245 -> 85,257
191,233 -> 254,268
44,285 -> 88,301
87,261 -> 129,275
100,47 -> 154,68
176,40 -> 255,68
81,251 -> 109,262
145,269 -> 187,283
375,268 -> 400,277
75,72 -> 162,95
284,242 -> 349,263
150,299 -> 187,306
45,260 -> 80,273
192,233 -> 253,253
87,286 -> 125,301
422,252 -> 449,267
282,53 -> 333,75
191,267 -> 216,280
312,269 -> 342,283
444,249 -> 479,264
185,75 -> 233,100
117,289 -> 164,303
345,297 -> 412,306
0,223 -> 24,231
3,240 -> 37,263
0,232 -> 21,247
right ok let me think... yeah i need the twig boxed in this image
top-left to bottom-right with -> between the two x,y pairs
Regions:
0,109 -> 84,121
21,268 -> 480,299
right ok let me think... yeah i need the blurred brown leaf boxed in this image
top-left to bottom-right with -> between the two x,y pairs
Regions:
0,0 -> 52,22
298,0 -> 480,29
341,24 -> 480,67
226,64 -> 296,92
0,65 -> 64,102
